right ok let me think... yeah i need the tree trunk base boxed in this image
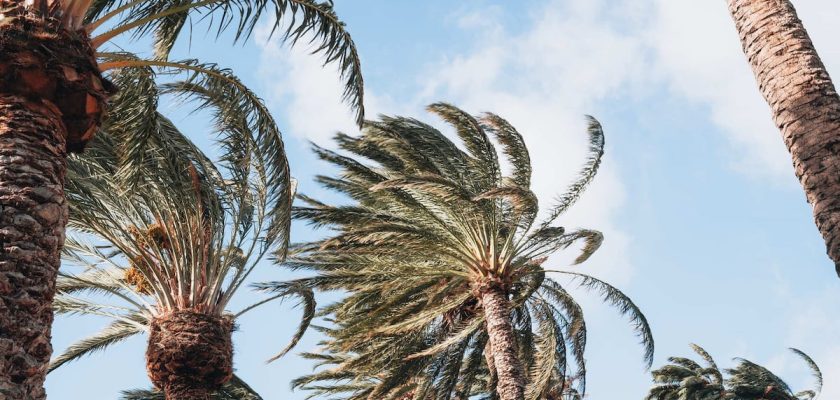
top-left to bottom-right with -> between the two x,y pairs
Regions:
146,310 -> 234,400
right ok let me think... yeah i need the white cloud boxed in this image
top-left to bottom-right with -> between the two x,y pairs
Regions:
647,0 -> 791,179
780,288 -> 840,398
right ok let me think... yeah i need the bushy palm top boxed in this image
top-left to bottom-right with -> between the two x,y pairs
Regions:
49,63 -> 311,371
648,345 -> 822,400
262,104 -> 653,399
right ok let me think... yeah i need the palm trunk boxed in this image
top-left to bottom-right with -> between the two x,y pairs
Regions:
0,12 -> 111,398
479,284 -> 525,400
146,311 -> 234,400
0,95 -> 67,399
728,0 -> 840,275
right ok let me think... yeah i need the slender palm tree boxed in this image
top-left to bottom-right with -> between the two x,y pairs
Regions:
0,1 -> 363,397
648,345 -> 822,400
261,104 -> 653,400
48,65 -> 312,399
727,0 -> 840,276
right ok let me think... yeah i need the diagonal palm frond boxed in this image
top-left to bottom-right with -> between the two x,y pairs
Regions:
789,347 -> 822,396
48,316 -> 148,373
245,282 -> 317,363
540,116 -> 604,228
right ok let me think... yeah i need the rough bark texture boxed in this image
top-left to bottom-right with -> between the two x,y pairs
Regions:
146,311 -> 234,400
0,95 -> 67,400
0,11 -> 115,153
728,0 -> 840,276
479,284 -> 525,400
0,12 -> 113,398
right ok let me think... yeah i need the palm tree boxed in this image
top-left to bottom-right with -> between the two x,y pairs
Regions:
0,1 -> 362,397
48,64 -> 313,399
727,0 -> 840,276
648,345 -> 822,400
261,104 -> 653,400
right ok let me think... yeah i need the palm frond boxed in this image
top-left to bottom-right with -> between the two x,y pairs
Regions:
49,318 -> 147,372
89,0 -> 364,125
540,116 -> 604,227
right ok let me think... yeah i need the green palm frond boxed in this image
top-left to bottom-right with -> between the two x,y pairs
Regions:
280,104 -> 648,399
86,0 -> 364,125
53,53 -> 306,375
540,116 -> 604,228
49,316 -> 147,372
246,282 -> 316,363
66,55 -> 292,314
789,348 -> 822,395
555,271 -> 654,367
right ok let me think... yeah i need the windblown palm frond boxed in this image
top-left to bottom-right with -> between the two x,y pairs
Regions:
260,103 -> 652,399
88,0 -> 364,125
647,345 -> 822,400
50,61 -> 311,372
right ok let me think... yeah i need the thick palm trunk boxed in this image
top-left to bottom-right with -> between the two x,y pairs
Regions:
0,96 -> 67,399
728,0 -> 840,275
0,12 -> 111,398
479,284 -> 525,400
146,311 -> 234,400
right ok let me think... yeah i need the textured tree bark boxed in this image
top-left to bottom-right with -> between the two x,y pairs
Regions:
0,96 -> 68,400
0,11 -> 113,397
479,285 -> 525,400
146,311 -> 234,400
728,0 -> 840,276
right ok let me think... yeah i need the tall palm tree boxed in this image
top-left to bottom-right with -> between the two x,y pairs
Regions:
48,64 -> 312,399
261,104 -> 654,400
0,1 -> 363,397
647,345 -> 822,400
727,0 -> 840,276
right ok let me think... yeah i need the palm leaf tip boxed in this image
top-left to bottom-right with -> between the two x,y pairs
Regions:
789,348 -> 822,394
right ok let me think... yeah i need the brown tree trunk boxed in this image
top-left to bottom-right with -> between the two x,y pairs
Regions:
146,311 -> 234,400
0,95 -> 67,400
728,0 -> 840,276
0,11 -> 111,398
479,284 -> 525,400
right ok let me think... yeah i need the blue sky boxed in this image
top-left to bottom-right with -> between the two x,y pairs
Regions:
46,1 -> 840,398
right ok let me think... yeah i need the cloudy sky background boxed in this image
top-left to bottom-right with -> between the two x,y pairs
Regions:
47,1 -> 840,398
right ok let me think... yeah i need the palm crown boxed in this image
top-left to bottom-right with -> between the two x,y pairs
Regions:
648,345 -> 822,400
262,103 -> 653,399
49,63 -> 311,386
